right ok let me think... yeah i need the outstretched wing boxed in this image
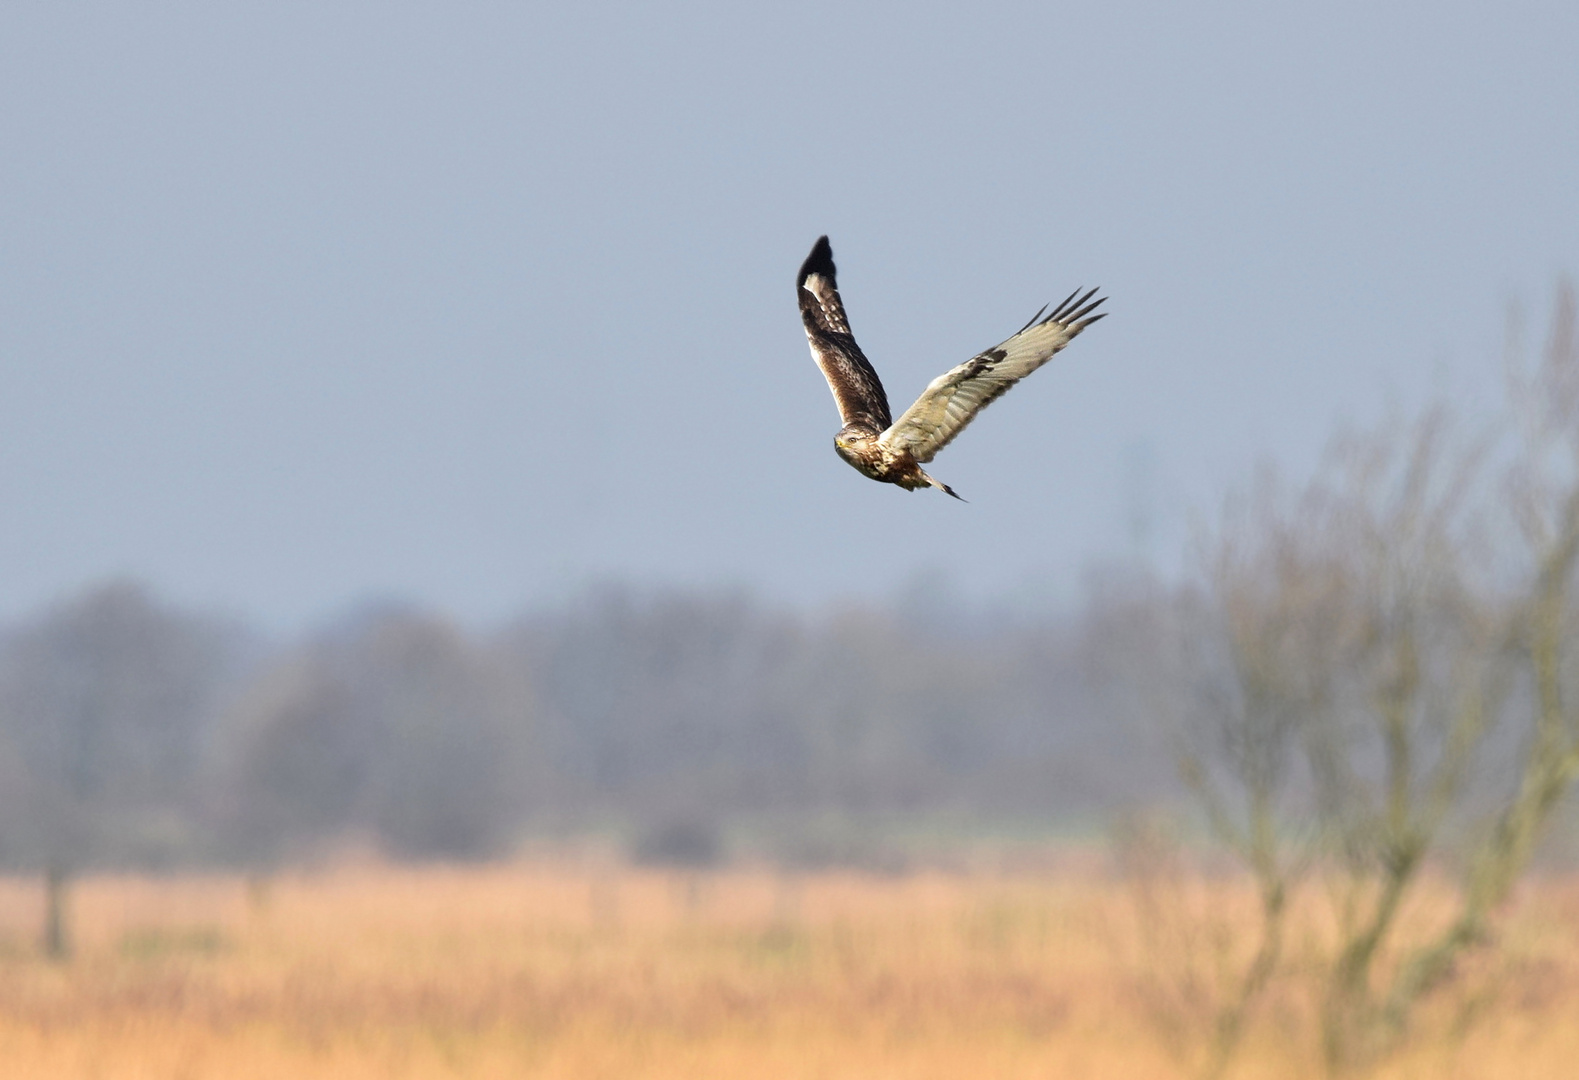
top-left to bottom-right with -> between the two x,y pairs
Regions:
878,288 -> 1106,463
798,236 -> 892,433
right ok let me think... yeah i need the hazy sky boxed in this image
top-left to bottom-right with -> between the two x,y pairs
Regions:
3,2 -> 1576,629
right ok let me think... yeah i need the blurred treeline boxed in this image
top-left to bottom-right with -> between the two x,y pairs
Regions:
0,576 -> 1175,873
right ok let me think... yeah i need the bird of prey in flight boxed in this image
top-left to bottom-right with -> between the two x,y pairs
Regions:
797,235 -> 1105,500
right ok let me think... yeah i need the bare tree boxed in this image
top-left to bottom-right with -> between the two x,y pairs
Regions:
1376,280 -> 1579,1036
1175,460 -> 1378,1075
1163,283 -> 1579,1075
0,582 -> 246,957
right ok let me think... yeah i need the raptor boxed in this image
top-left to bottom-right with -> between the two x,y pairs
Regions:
797,235 -> 1105,499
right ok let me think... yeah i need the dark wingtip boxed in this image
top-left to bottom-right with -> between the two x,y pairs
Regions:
940,481 -> 965,502
797,235 -> 836,289
1069,292 -> 1107,326
1046,288 -> 1108,326
1016,303 -> 1050,335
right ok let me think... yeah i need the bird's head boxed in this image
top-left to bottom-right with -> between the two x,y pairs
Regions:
833,427 -> 876,467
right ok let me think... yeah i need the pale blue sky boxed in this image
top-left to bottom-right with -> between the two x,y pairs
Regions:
2,2 -> 1576,628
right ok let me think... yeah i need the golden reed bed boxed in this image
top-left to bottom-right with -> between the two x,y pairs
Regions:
0,859 -> 1575,1079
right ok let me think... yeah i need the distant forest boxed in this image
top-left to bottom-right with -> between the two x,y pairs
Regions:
0,576 -> 1176,872
14,286 -> 1578,885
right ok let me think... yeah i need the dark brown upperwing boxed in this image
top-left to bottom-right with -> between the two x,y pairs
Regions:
797,236 -> 891,431
797,235 -> 850,335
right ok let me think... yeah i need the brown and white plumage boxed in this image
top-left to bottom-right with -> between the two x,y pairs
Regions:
797,235 -> 1105,499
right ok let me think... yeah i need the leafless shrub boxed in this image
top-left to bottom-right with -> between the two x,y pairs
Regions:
1139,282 -> 1579,1076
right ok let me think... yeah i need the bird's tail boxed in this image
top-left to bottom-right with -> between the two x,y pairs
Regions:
920,469 -> 965,501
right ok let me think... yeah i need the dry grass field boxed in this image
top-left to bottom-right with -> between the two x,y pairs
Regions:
0,857 -> 1576,1079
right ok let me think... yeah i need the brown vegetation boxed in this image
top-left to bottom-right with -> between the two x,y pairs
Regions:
0,860 -> 1576,1079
